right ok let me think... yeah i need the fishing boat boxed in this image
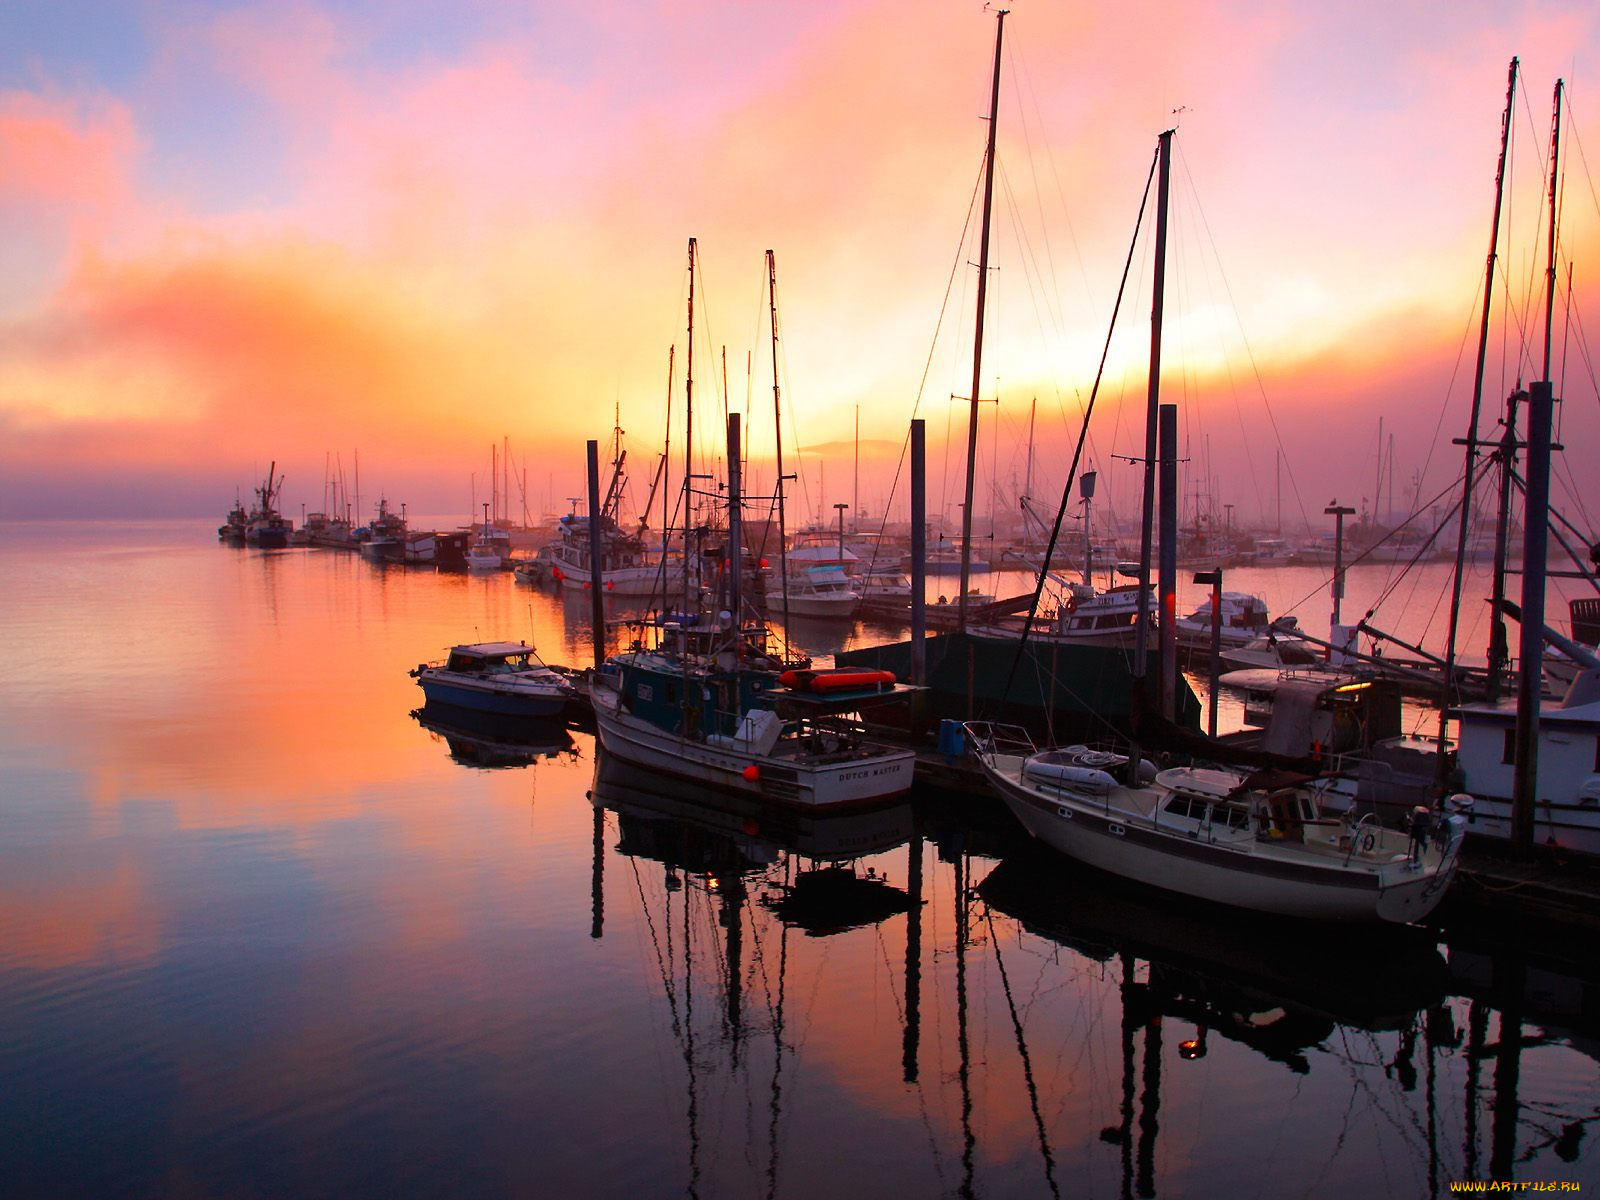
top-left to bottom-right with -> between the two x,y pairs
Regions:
533,420 -> 684,597
357,497 -> 407,563
591,610 -> 914,809
409,642 -> 579,717
593,266 -> 913,808
217,498 -> 248,543
1025,582 -> 1156,648
964,723 -> 1466,923
243,462 -> 294,548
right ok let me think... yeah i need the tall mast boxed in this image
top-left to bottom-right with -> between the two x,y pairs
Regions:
767,250 -> 792,631
957,6 -> 1007,633
1544,79 -> 1564,380
1133,128 -> 1174,685
683,237 -> 697,618
1024,396 -> 1036,506
1441,58 -> 1517,732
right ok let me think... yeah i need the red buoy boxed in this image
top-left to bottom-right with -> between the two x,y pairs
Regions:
741,765 -> 761,782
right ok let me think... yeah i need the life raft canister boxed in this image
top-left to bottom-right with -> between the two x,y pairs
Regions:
778,667 -> 897,693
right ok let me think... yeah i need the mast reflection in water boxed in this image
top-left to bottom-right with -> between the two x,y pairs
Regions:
1,520 -> 1596,1197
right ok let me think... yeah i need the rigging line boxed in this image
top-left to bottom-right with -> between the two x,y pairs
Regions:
1339,465 -> 1485,591
1409,265 -> 1494,528
1171,148 -> 1271,527
863,152 -> 992,560
1504,464 -> 1600,593
982,906 -> 1062,1198
1002,143 -> 1159,693
1561,88 -> 1597,199
1492,249 -> 1545,391
995,157 -> 1065,350
1169,142 -> 1309,535
627,852 -> 685,1039
1551,312 -> 1598,537
1275,466 -> 1476,623
1511,74 -> 1550,385
1012,40 -> 1100,330
1565,284 -> 1600,416
1498,83 -> 1518,406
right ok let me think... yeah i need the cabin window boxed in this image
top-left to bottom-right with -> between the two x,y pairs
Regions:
1163,795 -> 1202,821
1503,729 -> 1517,765
1219,805 -> 1250,830
1594,736 -> 1600,772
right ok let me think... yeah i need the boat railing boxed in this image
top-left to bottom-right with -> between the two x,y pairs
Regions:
961,721 -> 1037,760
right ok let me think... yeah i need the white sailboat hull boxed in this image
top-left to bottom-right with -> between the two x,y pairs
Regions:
979,751 -> 1460,923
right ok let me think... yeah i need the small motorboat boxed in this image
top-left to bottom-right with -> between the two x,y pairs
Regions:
410,642 -> 578,717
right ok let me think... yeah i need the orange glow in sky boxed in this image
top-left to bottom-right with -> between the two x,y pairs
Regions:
1,2 -> 1598,530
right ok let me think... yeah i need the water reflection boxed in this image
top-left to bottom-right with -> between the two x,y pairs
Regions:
979,851 -> 1450,1033
5,523 -> 1598,1197
589,755 -> 923,1196
411,703 -> 580,769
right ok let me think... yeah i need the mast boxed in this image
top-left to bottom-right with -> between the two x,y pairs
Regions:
726,414 -> 743,648
957,6 -> 1007,634
661,347 -> 675,575
1024,396 -> 1036,510
768,250 -> 792,631
683,238 -> 697,619
1486,391 -> 1522,700
1544,79 -> 1564,381
1133,128 -> 1174,685
1509,83 -> 1565,850
1440,58 -> 1517,746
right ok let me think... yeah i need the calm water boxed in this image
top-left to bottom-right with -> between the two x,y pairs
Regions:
2,520 -> 1596,1198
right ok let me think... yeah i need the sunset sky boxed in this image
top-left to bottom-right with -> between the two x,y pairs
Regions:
2,0 -> 1598,536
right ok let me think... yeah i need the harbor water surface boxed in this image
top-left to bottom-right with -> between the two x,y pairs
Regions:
3,520 -> 1597,1198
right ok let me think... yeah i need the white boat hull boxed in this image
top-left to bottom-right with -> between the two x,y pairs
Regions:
559,565 -> 686,597
782,593 -> 860,619
592,683 -> 912,809
980,752 -> 1460,923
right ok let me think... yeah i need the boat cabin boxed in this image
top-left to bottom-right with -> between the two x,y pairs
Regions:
443,642 -> 550,674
